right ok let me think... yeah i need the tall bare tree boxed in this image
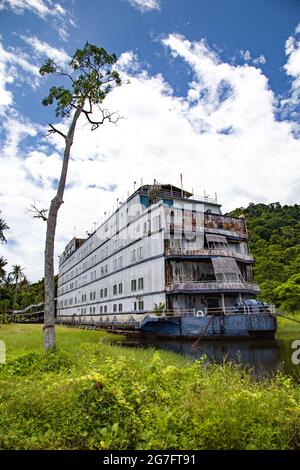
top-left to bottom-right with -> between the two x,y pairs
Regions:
38,43 -> 121,351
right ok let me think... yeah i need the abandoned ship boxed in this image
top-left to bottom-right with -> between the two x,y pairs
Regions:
56,182 -> 276,339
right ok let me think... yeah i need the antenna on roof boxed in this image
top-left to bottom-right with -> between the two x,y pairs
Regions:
180,173 -> 183,198
134,181 -> 136,191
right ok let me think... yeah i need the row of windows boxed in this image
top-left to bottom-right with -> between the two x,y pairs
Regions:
59,219 -> 147,279
58,211 -> 163,286
58,278 -> 144,308
77,301 -> 144,315
58,244 -> 144,293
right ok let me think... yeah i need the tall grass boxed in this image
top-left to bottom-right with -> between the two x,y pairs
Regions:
0,324 -> 300,450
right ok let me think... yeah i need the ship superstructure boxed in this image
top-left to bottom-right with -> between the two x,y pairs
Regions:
57,183 -> 261,325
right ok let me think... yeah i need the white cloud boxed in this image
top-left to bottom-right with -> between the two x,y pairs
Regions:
0,0 -> 74,41
0,0 -> 65,18
127,0 -> 160,12
0,39 -> 40,114
0,41 -> 39,76
20,35 -> 70,66
1,33 -> 300,281
284,36 -> 300,104
240,49 -> 266,65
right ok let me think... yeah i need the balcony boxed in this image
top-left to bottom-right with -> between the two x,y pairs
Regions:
165,247 -> 254,263
166,281 -> 260,294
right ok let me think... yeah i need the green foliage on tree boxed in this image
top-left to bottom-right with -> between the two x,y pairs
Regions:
228,202 -> 300,313
0,211 -> 9,244
274,274 -> 300,315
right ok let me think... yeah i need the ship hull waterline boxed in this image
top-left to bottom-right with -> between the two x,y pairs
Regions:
101,313 -> 277,341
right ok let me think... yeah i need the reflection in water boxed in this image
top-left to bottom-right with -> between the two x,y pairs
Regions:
111,336 -> 300,380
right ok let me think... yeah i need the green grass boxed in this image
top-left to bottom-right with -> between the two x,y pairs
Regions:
276,311 -> 300,335
0,324 -> 300,450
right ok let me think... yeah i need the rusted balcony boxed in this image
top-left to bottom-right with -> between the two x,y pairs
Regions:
165,247 -> 254,263
166,281 -> 260,294
204,213 -> 246,234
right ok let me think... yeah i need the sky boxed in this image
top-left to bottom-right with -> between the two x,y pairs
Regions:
0,0 -> 300,281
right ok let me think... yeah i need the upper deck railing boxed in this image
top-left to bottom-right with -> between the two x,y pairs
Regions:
165,247 -> 253,262
166,281 -> 260,293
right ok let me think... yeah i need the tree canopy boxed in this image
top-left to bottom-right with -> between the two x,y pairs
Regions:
229,202 -> 300,312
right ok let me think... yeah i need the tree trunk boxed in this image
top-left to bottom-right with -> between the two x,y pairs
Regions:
13,279 -> 19,311
44,107 -> 82,351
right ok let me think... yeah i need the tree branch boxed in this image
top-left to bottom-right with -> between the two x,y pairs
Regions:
26,204 -> 48,222
81,106 -> 122,130
47,124 -> 67,140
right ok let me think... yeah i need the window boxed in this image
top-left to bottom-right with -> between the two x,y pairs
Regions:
93,307 -> 96,314
100,289 -> 103,298
104,288 -> 108,297
153,215 -> 161,230
138,277 -> 144,290
90,292 -> 93,301
100,306 -> 103,313
113,259 -> 117,270
118,283 -> 123,294
118,304 -> 122,312
131,279 -> 137,292
104,305 -> 107,313
113,284 -> 117,295
132,302 -> 137,311
113,304 -> 117,313
93,291 -> 96,300
118,256 -> 123,268
137,247 -> 143,260
138,300 -> 144,311
131,250 -> 136,262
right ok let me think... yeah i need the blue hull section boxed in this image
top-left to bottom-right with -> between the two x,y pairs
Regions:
140,314 -> 276,339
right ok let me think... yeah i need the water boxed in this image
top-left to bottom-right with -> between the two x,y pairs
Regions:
110,335 -> 300,380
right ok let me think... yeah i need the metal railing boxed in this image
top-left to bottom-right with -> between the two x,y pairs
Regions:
166,281 -> 260,293
203,305 -> 276,316
165,247 -> 253,262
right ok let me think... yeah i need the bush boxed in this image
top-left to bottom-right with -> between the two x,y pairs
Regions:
0,325 -> 300,450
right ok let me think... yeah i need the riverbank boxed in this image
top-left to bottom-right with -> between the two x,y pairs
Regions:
276,311 -> 300,335
0,324 -> 300,450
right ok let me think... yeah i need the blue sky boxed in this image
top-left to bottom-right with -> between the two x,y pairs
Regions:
0,0 -> 300,280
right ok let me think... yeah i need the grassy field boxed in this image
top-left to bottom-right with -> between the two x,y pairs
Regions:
276,311 -> 300,335
0,324 -> 300,450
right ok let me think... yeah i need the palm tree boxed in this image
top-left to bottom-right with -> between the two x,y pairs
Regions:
9,265 -> 25,311
0,257 -> 7,280
0,212 -> 9,243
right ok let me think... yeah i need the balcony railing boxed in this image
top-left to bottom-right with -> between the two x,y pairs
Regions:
205,227 -> 247,240
166,281 -> 260,293
165,247 -> 253,262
